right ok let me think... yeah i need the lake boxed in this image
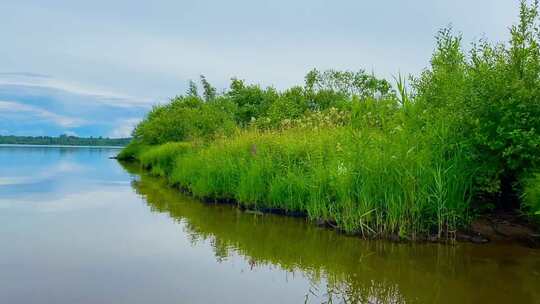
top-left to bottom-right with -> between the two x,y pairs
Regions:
1,145 -> 539,304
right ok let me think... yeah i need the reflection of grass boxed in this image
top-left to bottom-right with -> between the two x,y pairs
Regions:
123,164 -> 540,304
124,165 -> 464,303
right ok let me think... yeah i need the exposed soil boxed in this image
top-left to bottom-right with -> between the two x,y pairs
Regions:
458,212 -> 540,248
176,190 -> 540,248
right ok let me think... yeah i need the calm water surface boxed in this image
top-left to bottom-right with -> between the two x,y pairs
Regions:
1,146 -> 539,304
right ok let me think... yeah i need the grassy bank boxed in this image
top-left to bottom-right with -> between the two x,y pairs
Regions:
121,122 -> 473,239
119,1 -> 540,240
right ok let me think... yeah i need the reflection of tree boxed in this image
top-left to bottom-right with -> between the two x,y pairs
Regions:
122,163 -> 462,304
211,238 -> 231,262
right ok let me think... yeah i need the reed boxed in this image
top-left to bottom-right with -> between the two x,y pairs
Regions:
138,142 -> 193,177
523,173 -> 540,217
131,123 -> 474,239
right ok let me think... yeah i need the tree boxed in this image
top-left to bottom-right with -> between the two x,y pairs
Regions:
200,75 -> 217,102
187,80 -> 199,97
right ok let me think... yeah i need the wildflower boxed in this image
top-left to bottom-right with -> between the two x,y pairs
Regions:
337,162 -> 348,175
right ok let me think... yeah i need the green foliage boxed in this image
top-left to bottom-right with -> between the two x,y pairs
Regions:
303,69 -> 394,111
265,86 -> 309,126
122,1 -> 540,237
523,172 -> 540,217
117,140 -> 147,161
133,95 -> 236,145
139,142 -> 193,177
167,125 -> 471,237
187,80 -> 199,97
226,78 -> 279,125
349,97 -> 400,131
414,0 -> 540,208
200,75 -> 217,101
305,69 -> 394,100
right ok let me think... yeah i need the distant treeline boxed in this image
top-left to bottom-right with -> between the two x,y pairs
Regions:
0,135 -> 131,146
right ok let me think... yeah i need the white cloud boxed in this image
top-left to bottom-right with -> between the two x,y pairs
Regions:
0,100 -> 84,127
0,73 -> 153,108
0,161 -> 84,186
63,130 -> 78,136
108,118 -> 140,138
0,187 -> 131,212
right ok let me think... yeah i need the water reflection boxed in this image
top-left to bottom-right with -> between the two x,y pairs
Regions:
0,145 -> 123,199
123,163 -> 540,304
1,146 -> 538,304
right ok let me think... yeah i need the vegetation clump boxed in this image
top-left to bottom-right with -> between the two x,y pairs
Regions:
119,1 -> 540,239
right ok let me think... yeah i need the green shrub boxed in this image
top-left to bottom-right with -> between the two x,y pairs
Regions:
227,78 -> 279,125
134,96 -> 236,145
139,142 -> 193,177
414,1 -> 540,209
523,173 -> 540,217
117,140 -> 147,161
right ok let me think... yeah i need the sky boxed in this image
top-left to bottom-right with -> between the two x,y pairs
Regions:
1,0 -> 521,138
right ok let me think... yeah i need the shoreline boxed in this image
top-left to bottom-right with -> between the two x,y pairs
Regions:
0,144 -> 125,149
120,159 -> 540,248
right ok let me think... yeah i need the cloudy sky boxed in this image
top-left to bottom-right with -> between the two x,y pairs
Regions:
1,0 -> 520,137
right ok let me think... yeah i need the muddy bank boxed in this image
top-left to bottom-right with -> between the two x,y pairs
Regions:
313,213 -> 540,248
463,213 -> 540,248
207,198 -> 540,248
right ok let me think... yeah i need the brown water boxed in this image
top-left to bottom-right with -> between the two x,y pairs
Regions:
1,146 -> 539,303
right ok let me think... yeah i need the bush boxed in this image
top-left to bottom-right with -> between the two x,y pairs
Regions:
414,1 -> 540,209
134,96 -> 236,145
227,78 -> 279,125
117,140 -> 147,161
523,173 -> 540,217
139,142 -> 193,177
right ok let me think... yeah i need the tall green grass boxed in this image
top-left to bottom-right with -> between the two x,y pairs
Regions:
116,140 -> 147,161
136,123 -> 473,239
523,173 -> 540,217
138,142 -> 193,177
